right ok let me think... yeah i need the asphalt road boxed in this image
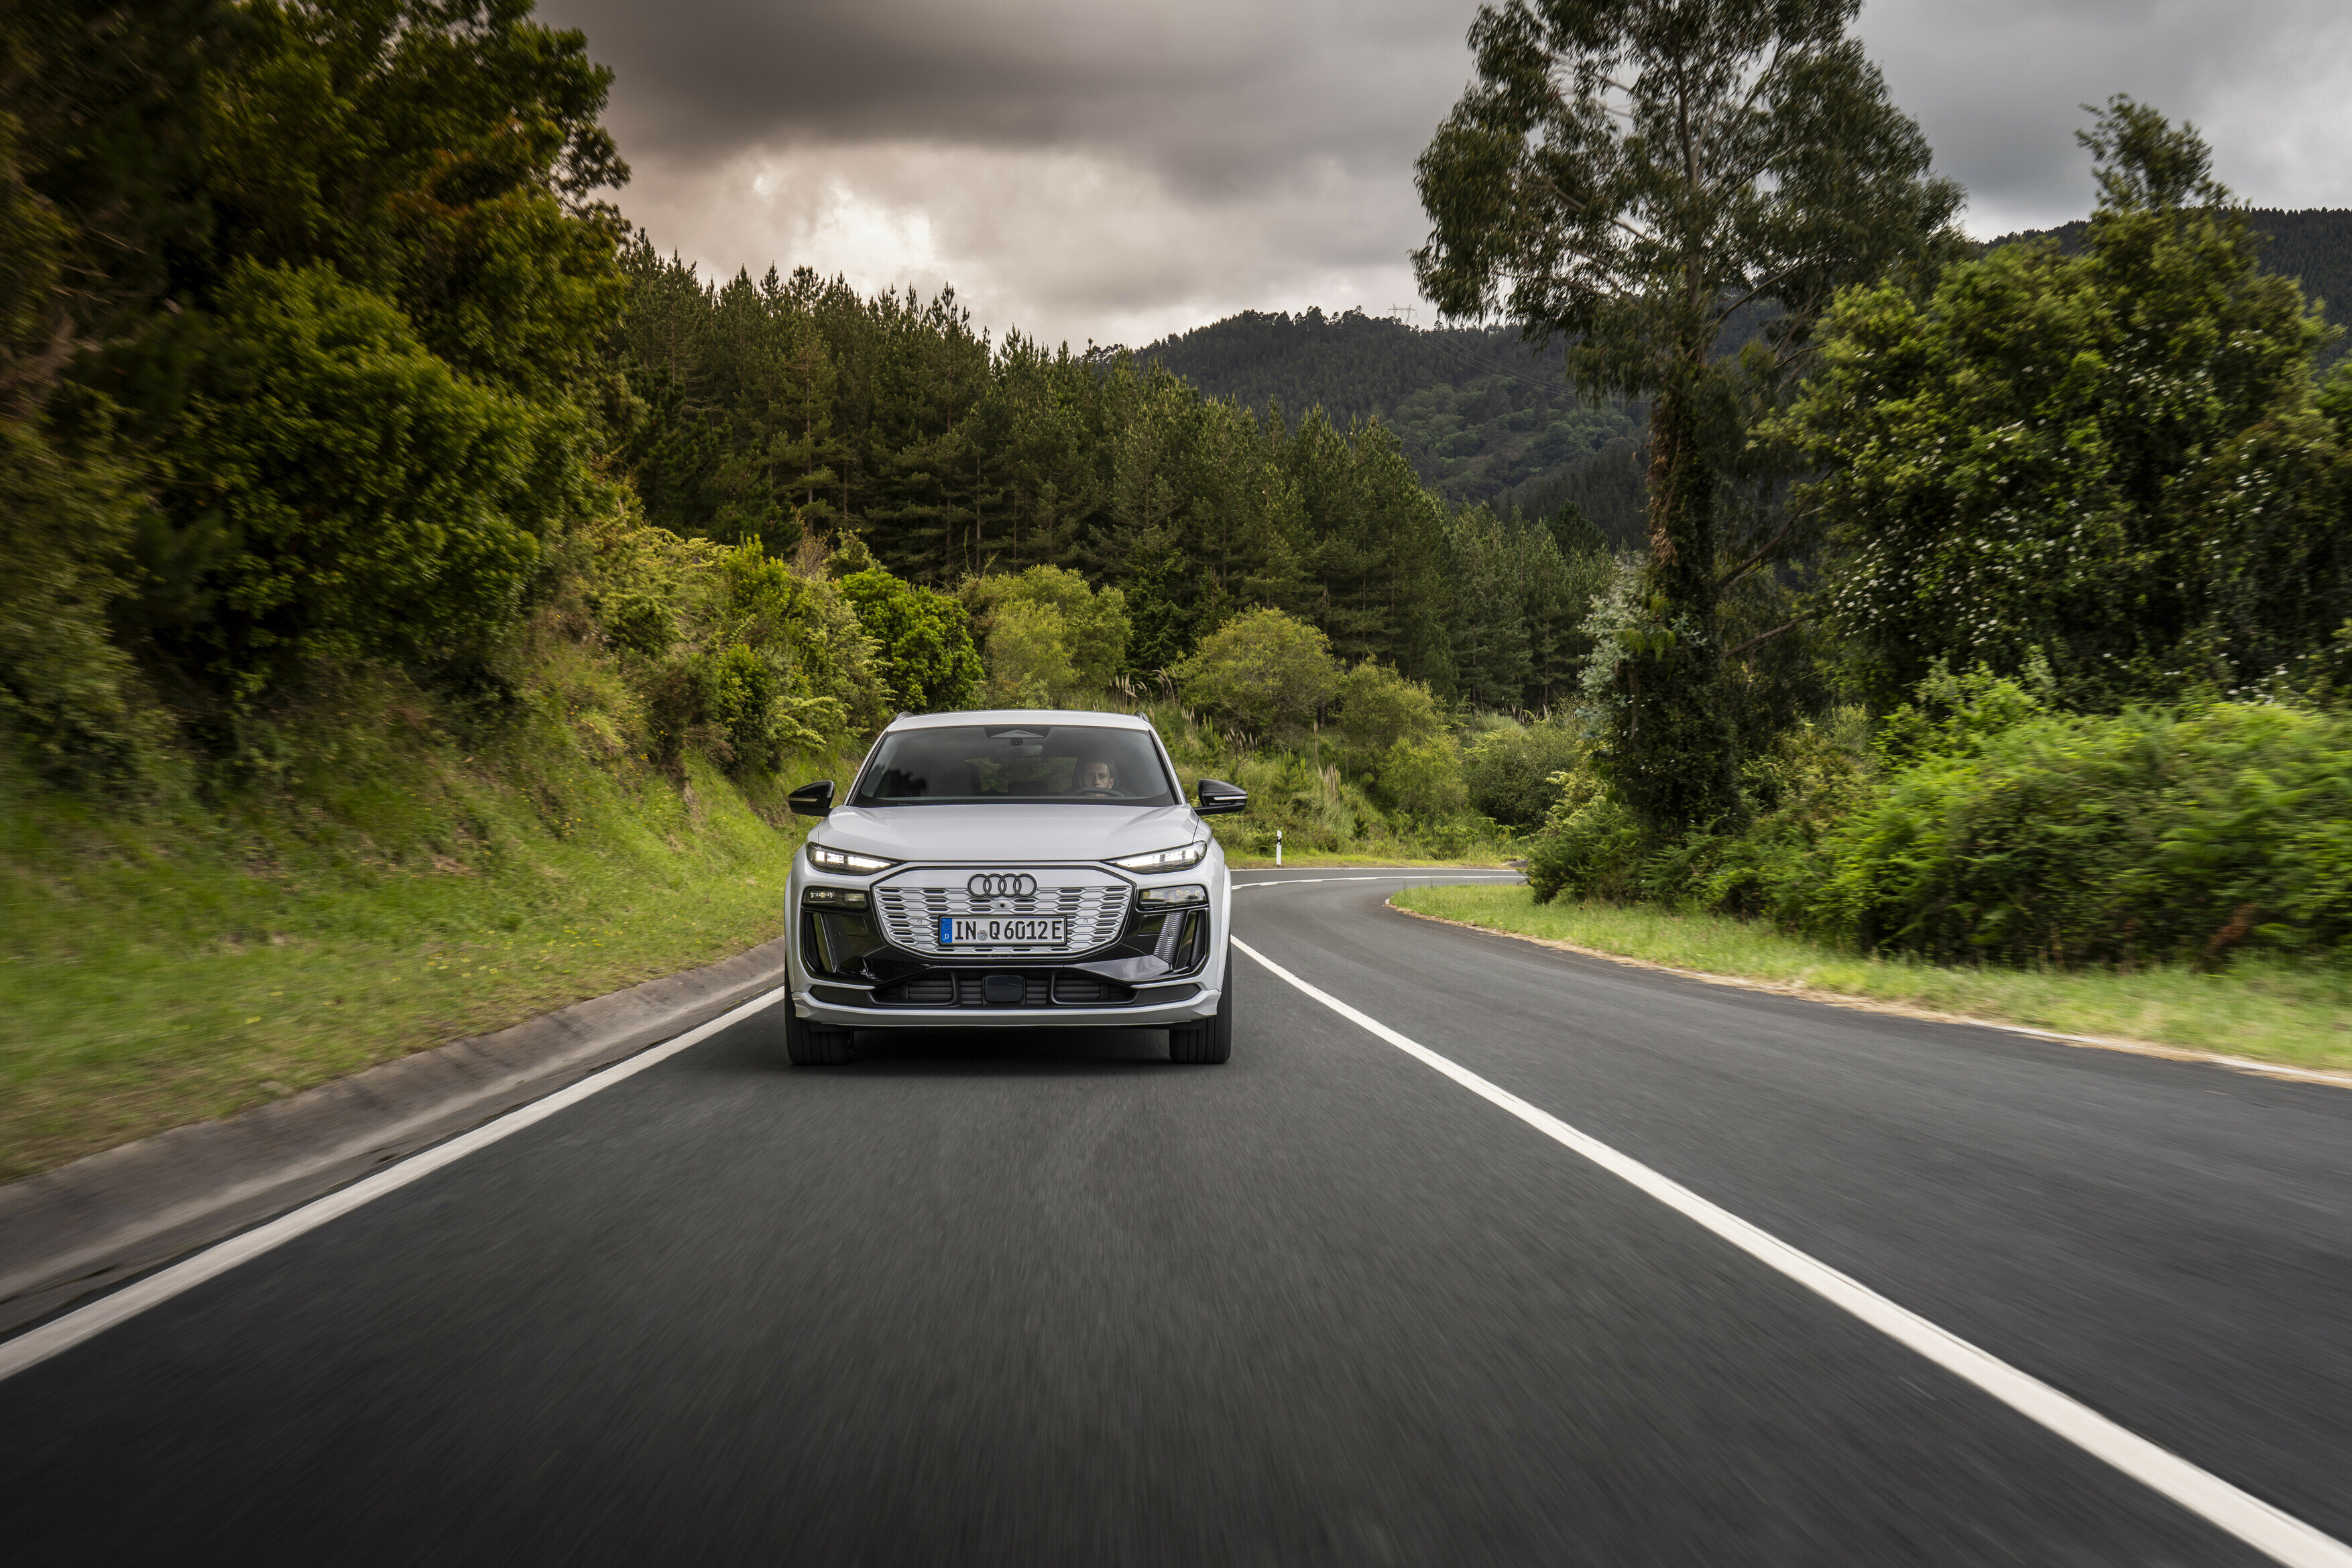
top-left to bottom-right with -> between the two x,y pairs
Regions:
3,869 -> 2348,1564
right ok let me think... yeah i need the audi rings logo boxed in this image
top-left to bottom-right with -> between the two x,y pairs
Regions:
967,873 -> 1037,900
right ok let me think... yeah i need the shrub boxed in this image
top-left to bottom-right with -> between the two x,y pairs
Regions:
1525,763 -> 1643,902
1463,719 -> 1585,829
978,598 -> 1073,708
1372,735 -> 1468,821
968,565 -> 1131,703
1173,607 -> 1339,743
597,589 -> 674,658
1331,659 -> 1446,769
1807,700 -> 2352,964
839,568 -> 982,713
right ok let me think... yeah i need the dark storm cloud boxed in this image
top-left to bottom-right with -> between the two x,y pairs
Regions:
548,0 -> 1470,191
536,0 -> 2352,345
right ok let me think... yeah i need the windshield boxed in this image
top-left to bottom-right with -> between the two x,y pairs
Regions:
851,725 -> 1179,807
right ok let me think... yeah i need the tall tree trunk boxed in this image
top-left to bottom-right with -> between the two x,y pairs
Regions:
1613,365 -> 1741,831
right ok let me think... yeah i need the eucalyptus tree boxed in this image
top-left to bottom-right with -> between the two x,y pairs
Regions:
1413,0 -> 1962,831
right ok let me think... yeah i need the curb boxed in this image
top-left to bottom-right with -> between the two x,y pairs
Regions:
0,936 -> 794,1339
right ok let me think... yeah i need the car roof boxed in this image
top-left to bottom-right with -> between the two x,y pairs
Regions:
885,709 -> 1155,732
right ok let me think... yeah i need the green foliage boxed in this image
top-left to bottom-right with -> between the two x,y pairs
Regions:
595,589 -> 674,658
1415,0 -> 1966,835
1462,719 -> 1584,829
1173,608 -> 1342,743
975,600 -> 1072,708
839,568 -> 982,713
1525,765 -> 1641,904
967,564 -> 1131,705
1324,658 -> 1466,817
1373,736 -> 1469,821
0,419 -> 163,790
605,253 -> 1536,700
205,0 -> 628,399
1781,101 -> 2347,708
1135,697 -> 1508,863
156,262 -> 562,696
1445,505 -> 1610,710
1332,660 -> 1447,764
1791,697 -> 2352,965
1527,660 -> 2352,967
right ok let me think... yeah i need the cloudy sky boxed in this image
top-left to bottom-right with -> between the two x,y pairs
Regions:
538,0 -> 2352,350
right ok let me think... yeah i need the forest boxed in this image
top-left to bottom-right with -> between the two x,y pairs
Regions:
5,0 -> 2352,1048
1138,309 -> 1641,522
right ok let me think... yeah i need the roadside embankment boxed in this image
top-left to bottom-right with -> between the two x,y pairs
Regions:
1,749 -> 827,1184
1391,883 -> 2352,1077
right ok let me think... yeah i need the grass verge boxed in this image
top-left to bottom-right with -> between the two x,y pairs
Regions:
1,747 -> 830,1185
1391,884 -> 2352,1075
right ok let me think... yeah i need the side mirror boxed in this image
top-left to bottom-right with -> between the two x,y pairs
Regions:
788,780 -> 836,818
1195,778 -> 1247,815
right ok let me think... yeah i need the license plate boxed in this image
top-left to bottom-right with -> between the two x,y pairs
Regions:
940,916 -> 1066,947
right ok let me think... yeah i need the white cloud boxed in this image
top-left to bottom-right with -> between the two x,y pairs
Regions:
617,139 -> 1431,349
548,0 -> 2352,345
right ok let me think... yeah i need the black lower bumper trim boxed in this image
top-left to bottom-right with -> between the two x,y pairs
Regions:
859,969 -> 1142,1008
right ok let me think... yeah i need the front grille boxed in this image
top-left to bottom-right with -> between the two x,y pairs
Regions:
872,869 -> 1130,957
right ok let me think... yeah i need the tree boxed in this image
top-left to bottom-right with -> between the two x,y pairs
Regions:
159,262 -> 560,697
1332,660 -> 1447,766
1777,101 -> 2345,707
838,568 -> 982,713
1173,607 -> 1340,743
967,564 -> 1131,705
1413,0 -> 1963,830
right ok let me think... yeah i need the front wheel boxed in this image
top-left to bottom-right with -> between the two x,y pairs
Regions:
1168,957 -> 1234,1065
784,1000 -> 856,1066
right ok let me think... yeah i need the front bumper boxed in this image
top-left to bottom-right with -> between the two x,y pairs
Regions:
787,855 -> 1230,1029
792,982 -> 1221,1030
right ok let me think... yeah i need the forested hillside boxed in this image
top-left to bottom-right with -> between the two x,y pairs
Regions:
1137,310 -> 1638,513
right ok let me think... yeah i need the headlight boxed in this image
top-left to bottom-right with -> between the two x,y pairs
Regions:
1138,884 -> 1208,906
1112,840 -> 1208,873
806,843 -> 898,874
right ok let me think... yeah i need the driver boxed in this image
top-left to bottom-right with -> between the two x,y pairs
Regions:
1071,756 -> 1117,794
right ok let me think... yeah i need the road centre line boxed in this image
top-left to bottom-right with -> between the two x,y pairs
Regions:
0,985 -> 795,1385
1230,937 -> 2352,1568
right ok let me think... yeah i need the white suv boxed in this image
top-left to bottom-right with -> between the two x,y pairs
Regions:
780,711 -> 1247,1066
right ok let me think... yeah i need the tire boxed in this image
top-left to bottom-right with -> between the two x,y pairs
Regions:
784,1000 -> 856,1066
1168,955 -> 1234,1065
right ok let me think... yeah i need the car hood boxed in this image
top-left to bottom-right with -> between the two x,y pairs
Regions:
812,804 -> 1203,866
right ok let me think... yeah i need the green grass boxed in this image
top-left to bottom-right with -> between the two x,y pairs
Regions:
1,718 -> 838,1183
1392,884 -> 2352,1075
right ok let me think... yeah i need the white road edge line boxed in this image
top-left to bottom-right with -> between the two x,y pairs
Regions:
1230,937 -> 2352,1568
0,984 -> 793,1384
